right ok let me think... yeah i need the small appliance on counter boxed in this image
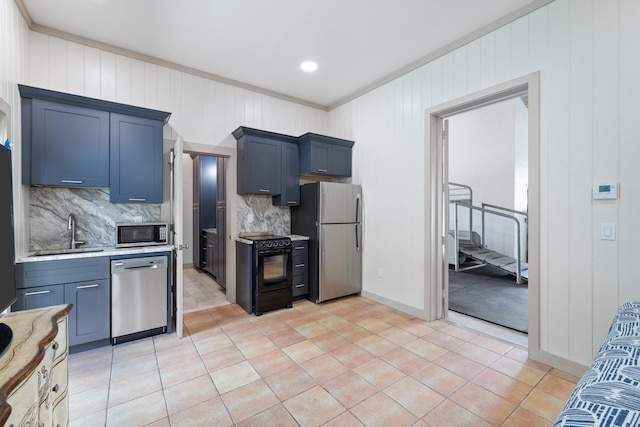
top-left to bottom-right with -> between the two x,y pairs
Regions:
236,232 -> 292,316
115,222 -> 168,248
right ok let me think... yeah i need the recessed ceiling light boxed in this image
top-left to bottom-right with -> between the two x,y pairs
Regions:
300,61 -> 318,72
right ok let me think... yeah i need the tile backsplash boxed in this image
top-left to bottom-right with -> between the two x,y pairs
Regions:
237,194 -> 290,236
29,187 -> 160,251
28,188 -> 292,252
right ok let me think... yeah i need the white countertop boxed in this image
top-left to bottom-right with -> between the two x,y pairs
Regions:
17,245 -> 174,263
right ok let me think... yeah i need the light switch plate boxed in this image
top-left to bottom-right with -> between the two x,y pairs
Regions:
601,223 -> 616,240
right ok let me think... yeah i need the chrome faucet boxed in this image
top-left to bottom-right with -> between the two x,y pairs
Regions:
67,214 -> 85,249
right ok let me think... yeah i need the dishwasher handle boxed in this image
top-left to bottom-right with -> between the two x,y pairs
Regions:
111,256 -> 168,274
123,264 -> 160,271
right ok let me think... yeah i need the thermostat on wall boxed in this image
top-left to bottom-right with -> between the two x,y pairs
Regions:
592,183 -> 618,200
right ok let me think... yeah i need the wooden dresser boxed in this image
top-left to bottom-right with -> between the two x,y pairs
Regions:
0,304 -> 72,427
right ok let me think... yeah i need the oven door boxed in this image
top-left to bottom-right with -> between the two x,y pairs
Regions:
256,248 -> 292,293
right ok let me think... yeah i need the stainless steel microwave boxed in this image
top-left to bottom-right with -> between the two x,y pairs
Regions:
116,222 -> 169,248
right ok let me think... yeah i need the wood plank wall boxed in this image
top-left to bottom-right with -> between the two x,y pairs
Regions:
328,0 -> 640,366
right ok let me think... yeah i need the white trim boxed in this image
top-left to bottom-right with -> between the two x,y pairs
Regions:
182,140 -> 237,305
425,72 -> 541,360
361,291 -> 428,320
14,0 -> 554,111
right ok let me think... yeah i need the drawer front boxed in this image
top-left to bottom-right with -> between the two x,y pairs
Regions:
17,257 -> 110,288
291,242 -> 308,256
52,390 -> 69,427
14,284 -> 65,311
53,317 -> 68,364
51,356 -> 69,408
292,258 -> 308,276
38,342 -> 57,425
6,369 -> 40,427
292,274 -> 308,297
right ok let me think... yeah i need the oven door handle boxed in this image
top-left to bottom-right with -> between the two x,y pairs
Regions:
257,248 -> 291,255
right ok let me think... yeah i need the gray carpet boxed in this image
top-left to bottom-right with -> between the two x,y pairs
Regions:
448,265 -> 528,333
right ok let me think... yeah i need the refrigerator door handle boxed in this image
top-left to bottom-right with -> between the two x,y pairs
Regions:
355,193 -> 361,223
355,224 -> 360,252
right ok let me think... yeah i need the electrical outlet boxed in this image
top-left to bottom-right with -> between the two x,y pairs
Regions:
378,267 -> 384,278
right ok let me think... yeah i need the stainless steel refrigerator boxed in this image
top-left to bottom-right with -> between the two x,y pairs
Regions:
291,182 -> 362,303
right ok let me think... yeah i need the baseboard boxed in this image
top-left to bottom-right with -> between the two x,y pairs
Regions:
528,347 -> 588,378
360,291 -> 427,320
362,290 -> 589,378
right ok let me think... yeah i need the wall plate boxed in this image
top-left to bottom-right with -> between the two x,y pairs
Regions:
593,184 -> 617,200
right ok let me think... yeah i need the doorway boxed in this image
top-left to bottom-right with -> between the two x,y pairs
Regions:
182,153 -> 229,312
446,97 -> 529,334
426,72 -> 540,353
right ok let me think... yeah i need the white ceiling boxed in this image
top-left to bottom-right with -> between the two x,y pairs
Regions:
19,0 -> 548,109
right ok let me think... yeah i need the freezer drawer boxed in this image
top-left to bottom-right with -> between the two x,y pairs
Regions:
111,255 -> 168,342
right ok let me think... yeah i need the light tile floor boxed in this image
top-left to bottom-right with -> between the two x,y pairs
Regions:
183,267 -> 229,313
68,296 -> 578,426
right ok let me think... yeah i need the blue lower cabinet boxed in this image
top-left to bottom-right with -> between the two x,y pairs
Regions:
14,257 -> 111,349
64,279 -> 111,347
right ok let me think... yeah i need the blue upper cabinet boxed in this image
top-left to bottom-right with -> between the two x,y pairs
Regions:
110,114 -> 164,203
19,85 -> 171,203
233,126 -> 298,196
298,133 -> 354,177
28,99 -> 110,187
273,141 -> 300,206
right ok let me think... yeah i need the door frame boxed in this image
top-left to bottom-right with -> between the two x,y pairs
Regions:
182,141 -> 237,303
162,138 -> 237,338
425,72 -> 540,354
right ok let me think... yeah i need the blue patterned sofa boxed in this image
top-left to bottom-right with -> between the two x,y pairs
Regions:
554,301 -> 640,427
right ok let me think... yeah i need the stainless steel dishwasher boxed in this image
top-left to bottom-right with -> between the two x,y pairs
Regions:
111,255 -> 168,344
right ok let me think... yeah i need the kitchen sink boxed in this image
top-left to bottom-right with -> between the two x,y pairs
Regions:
31,247 -> 105,257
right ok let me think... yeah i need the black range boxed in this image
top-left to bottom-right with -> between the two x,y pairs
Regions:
236,233 -> 292,316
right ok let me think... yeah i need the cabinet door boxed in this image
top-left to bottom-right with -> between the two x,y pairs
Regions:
331,144 -> 352,177
30,99 -> 110,187
237,137 -> 281,194
64,279 -> 110,347
14,285 -> 65,311
308,141 -> 331,175
211,239 -> 219,278
110,113 -> 164,203
273,142 -> 300,206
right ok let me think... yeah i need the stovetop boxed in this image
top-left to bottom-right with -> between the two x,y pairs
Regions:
239,232 -> 291,249
241,234 -> 286,241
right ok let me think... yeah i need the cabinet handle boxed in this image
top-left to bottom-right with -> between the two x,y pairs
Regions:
25,290 -> 51,296
52,341 -> 59,350
294,263 -> 305,268
294,247 -> 305,251
287,201 -> 297,205
77,284 -> 99,289
317,169 -> 328,173
128,198 -> 147,202
52,384 -> 59,393
61,179 -> 83,184
258,189 -> 271,193
295,284 -> 305,288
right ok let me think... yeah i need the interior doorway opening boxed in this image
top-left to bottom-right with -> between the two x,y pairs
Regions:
446,97 -> 529,336
426,72 -> 540,353
182,152 -> 230,313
